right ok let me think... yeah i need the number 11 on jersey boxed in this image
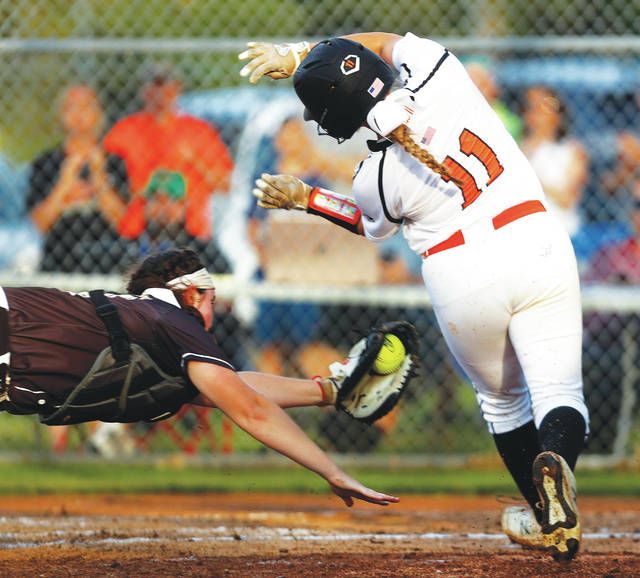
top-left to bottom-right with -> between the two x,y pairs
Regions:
442,128 -> 504,209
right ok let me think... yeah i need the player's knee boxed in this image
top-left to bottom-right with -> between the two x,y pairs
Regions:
477,393 -> 533,435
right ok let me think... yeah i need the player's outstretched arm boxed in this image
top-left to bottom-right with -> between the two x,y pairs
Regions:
253,173 -> 364,234
238,33 -> 401,84
194,372 -> 331,408
340,32 -> 402,64
188,361 -> 398,507
236,320 -> 419,425
236,372 -> 332,408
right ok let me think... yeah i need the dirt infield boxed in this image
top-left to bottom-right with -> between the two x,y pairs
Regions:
0,493 -> 638,577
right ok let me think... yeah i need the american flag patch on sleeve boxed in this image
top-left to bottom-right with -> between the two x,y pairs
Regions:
367,77 -> 385,98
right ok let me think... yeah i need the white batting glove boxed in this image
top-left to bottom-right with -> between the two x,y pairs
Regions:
239,41 -> 311,84
366,88 -> 415,137
253,173 -> 312,210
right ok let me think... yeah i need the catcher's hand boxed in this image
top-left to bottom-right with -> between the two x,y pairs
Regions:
323,321 -> 419,424
253,173 -> 312,210
239,41 -> 311,84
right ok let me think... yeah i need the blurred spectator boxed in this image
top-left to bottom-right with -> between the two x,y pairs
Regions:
585,195 -> 640,284
378,235 -> 422,286
271,115 -> 358,186
521,86 -> 589,239
252,119 -> 433,452
27,85 -> 129,273
465,59 -> 523,142
600,131 -> 640,214
247,117 -> 350,378
319,236 -> 424,453
26,84 -> 130,451
104,63 -> 233,272
581,196 -> 640,453
0,156 -> 40,272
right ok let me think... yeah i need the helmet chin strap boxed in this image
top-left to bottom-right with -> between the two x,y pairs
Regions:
315,122 -> 346,144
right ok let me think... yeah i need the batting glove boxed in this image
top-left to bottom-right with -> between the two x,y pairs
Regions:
253,173 -> 312,210
239,41 -> 311,84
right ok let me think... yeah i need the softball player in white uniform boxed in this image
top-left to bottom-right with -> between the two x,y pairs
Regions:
241,31 -> 589,561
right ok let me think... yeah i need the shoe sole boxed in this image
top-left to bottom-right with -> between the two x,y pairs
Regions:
532,452 -> 581,561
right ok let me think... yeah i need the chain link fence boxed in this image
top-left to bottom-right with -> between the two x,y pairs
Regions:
0,0 -> 638,460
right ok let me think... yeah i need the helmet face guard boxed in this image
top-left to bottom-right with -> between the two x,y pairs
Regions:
293,38 -> 397,141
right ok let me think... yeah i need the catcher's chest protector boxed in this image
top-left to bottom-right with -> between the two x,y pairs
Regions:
39,289 -> 197,426
39,344 -> 197,426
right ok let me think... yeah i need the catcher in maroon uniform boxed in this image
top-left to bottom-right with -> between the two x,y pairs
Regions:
0,248 -> 417,507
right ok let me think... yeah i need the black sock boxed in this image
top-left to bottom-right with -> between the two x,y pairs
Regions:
493,421 -> 541,513
538,406 -> 586,470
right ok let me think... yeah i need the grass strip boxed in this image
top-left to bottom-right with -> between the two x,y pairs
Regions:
0,462 -> 636,496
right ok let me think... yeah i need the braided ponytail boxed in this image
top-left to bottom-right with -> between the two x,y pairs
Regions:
390,125 -> 460,185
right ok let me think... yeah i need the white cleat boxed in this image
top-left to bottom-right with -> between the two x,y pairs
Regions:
501,505 -> 545,550
532,451 -> 581,561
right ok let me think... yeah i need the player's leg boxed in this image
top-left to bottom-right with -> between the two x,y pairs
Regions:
508,278 -> 587,465
509,325 -> 585,559
492,419 -> 542,515
434,290 -> 582,556
507,220 -> 587,560
421,220 -> 582,557
429,285 -> 543,512
422,232 -> 546,505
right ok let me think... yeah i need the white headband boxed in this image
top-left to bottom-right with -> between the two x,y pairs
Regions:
165,268 -> 215,291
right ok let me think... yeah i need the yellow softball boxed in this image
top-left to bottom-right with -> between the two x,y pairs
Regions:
373,334 -> 406,375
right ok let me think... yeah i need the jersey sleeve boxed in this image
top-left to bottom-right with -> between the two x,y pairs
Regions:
159,310 -> 236,373
391,33 -> 450,91
356,186 -> 401,242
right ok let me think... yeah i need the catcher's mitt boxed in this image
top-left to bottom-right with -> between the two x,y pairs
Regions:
325,321 -> 419,424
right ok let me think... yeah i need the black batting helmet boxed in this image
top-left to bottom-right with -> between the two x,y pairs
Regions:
293,37 -> 397,141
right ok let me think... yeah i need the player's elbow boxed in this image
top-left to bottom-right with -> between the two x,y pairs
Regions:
230,391 -> 272,432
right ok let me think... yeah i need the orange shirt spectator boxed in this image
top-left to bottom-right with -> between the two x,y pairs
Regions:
104,64 -> 233,242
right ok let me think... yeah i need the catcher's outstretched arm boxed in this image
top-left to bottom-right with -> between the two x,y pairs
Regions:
236,372 -> 333,408
253,173 -> 364,235
188,361 -> 398,507
192,372 -> 330,408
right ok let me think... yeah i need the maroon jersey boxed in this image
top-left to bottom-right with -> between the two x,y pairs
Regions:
3,287 -> 234,415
